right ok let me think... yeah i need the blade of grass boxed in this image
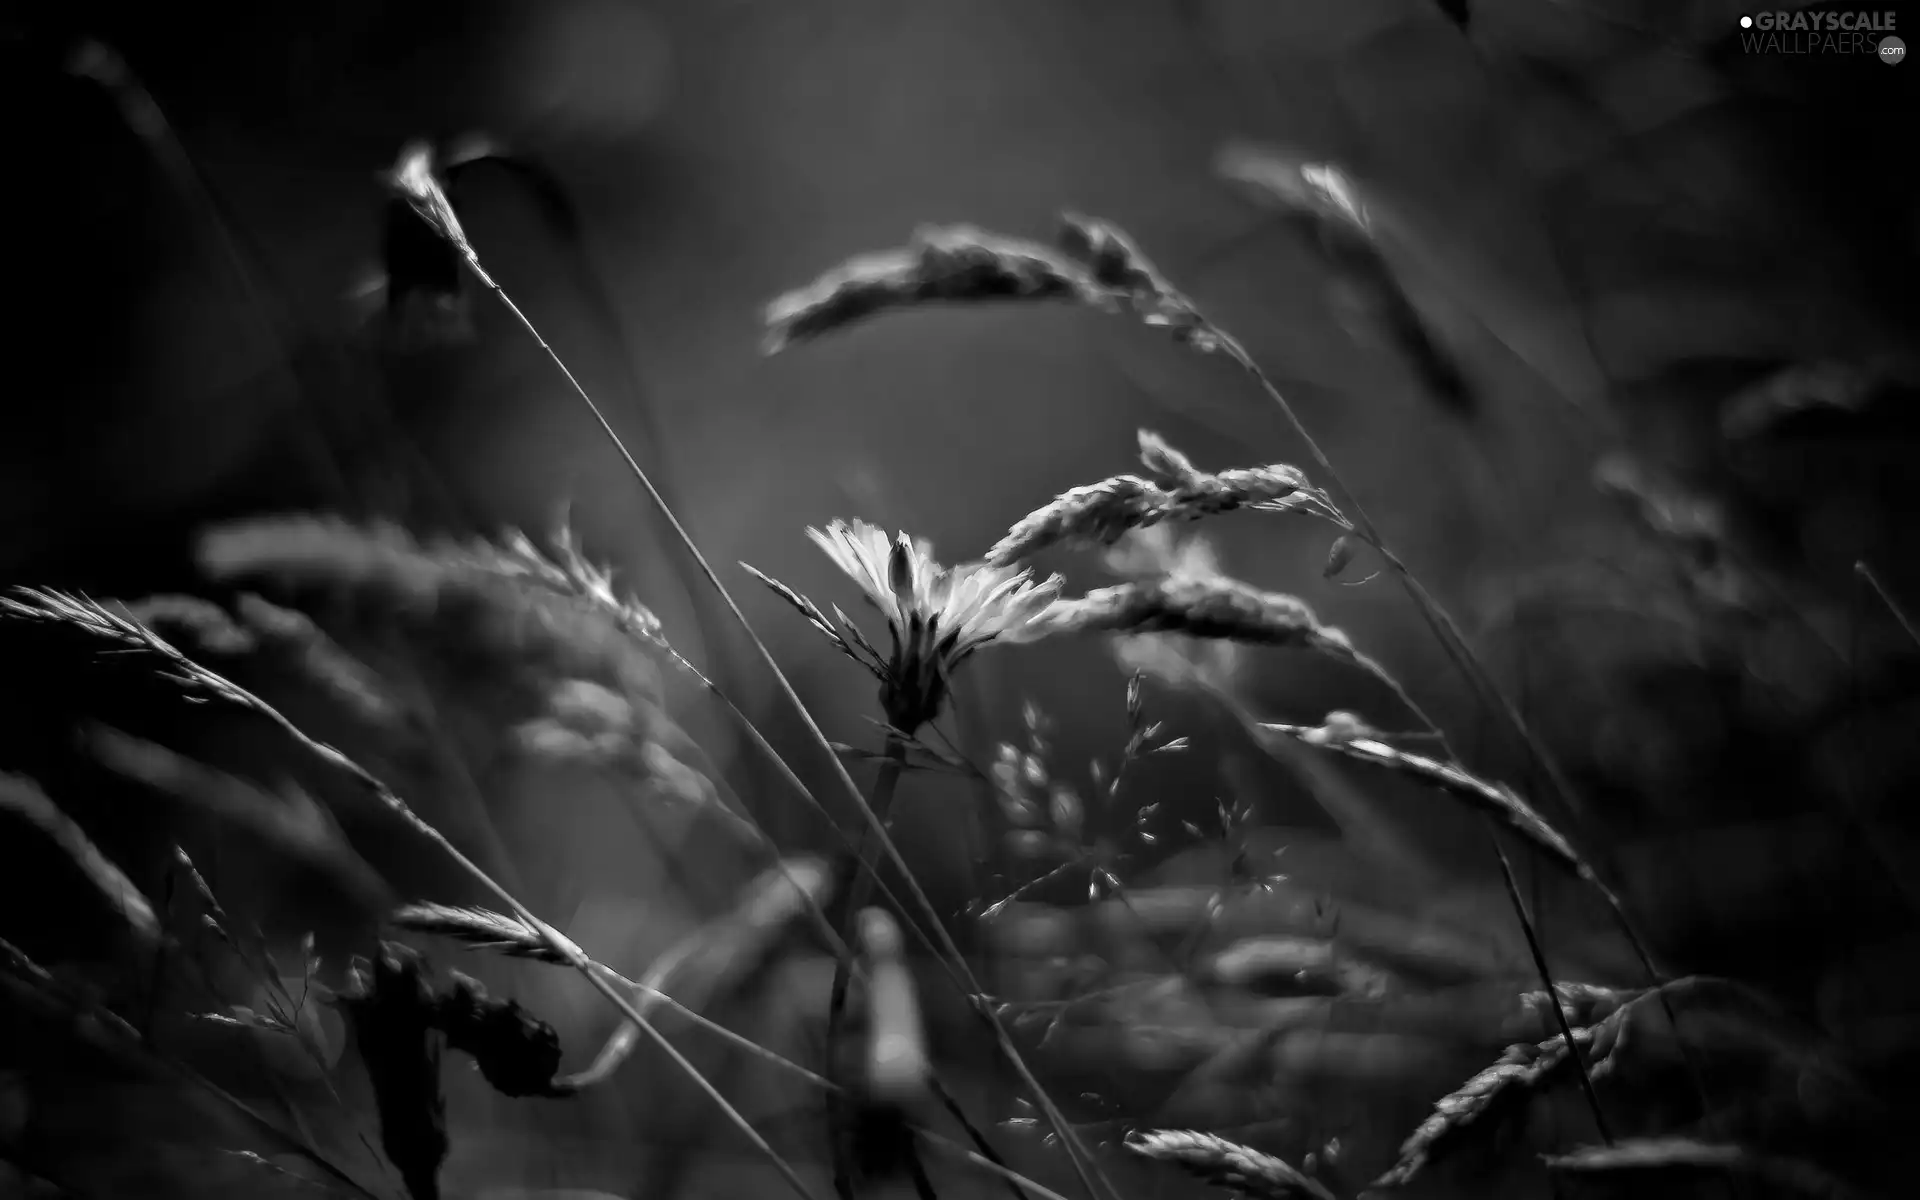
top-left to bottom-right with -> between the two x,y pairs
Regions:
402,154 -> 1122,1200
1856,560 -> 1919,649
2,591 -> 822,1200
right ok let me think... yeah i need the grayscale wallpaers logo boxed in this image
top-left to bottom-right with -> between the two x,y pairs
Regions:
1737,10 -> 1904,60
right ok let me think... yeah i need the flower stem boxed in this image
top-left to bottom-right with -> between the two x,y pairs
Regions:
828,737 -> 908,1200
456,242 -> 1121,1200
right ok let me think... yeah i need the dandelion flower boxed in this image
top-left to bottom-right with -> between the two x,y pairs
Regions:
746,519 -> 1063,730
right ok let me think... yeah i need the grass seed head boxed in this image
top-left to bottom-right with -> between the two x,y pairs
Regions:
383,141 -> 474,264
1057,214 -> 1233,354
1216,142 -> 1374,239
0,773 -> 160,952
90,729 -> 391,912
197,515 -> 673,709
1259,715 -> 1590,882
1036,575 -> 1357,663
1125,1128 -> 1337,1200
389,903 -> 564,964
120,594 -> 258,655
762,224 -> 1112,353
987,431 -> 1319,567
1372,1026 -> 1596,1189
1542,1138 -> 1863,1198
232,593 -> 406,728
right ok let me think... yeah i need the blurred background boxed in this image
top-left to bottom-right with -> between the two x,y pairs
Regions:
2,0 -> 1917,1197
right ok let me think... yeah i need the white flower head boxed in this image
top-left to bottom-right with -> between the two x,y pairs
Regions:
748,518 -> 1063,729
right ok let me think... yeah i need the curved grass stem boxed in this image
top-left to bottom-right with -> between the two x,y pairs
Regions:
453,243 -> 1121,1200
135,649 -> 824,1200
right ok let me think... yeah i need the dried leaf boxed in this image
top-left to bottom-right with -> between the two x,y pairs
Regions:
434,971 -> 566,1098
337,943 -> 446,1200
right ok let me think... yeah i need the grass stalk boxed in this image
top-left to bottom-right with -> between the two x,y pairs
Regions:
1207,680 -> 1614,1143
426,189 -> 1119,1200
1857,560 -> 1920,650
240,684 -> 825,1199
827,739 -> 908,1199
1208,339 -> 1696,1030
1226,349 -> 1591,824
404,908 -> 1052,1199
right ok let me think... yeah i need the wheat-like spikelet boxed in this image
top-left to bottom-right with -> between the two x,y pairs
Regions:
1215,142 -> 1476,416
230,593 -> 406,728
512,677 -> 651,767
1543,1139 -> 1863,1199
1256,715 -> 1593,885
121,594 -> 259,654
389,903 -> 563,963
4,924 -> 380,1196
376,142 -> 475,351
1216,141 -> 1373,238
385,140 -> 476,265
196,516 -> 671,699
763,224 -> 1114,353
561,856 -> 836,1092
1036,575 -> 1359,664
1372,1025 -> 1599,1188
1516,982 -> 1638,1037
87,727 -> 391,912
762,213 -> 1249,362
122,591 -> 408,730
1125,1129 -> 1336,1200
988,475 -> 1172,566
3,588 -> 255,701
0,772 -> 160,950
1592,455 -> 1727,554
1057,213 -> 1238,355
1377,975 -> 1759,1189
390,900 -> 856,1100
1719,356 -> 1915,440
986,430 -> 1330,567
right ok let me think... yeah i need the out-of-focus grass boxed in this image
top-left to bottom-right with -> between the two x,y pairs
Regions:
3,3 -> 1916,1198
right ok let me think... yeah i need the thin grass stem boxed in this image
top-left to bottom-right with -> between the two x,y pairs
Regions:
1857,560 -> 1920,650
828,740 -> 908,1199
450,229 -> 1122,1200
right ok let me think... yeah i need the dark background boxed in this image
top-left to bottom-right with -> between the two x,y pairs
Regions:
2,1 -> 1917,1197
